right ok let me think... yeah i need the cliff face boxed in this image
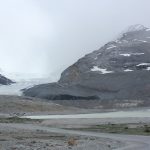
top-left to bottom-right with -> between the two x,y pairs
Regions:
24,25 -> 150,102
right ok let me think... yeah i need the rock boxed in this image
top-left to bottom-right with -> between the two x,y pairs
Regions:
0,74 -> 14,85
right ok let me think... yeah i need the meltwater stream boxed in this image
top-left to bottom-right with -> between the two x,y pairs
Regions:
23,109 -> 150,119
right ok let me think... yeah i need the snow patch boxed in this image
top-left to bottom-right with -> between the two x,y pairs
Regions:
91,66 -> 114,74
132,53 -> 145,55
94,57 -> 98,60
133,39 -> 147,43
147,67 -> 150,71
120,53 -> 144,57
116,40 -> 129,44
124,69 -> 133,72
107,45 -> 117,50
120,54 -> 131,57
146,29 -> 150,31
115,40 -> 122,44
136,39 -> 147,42
136,63 -> 150,66
94,53 -> 101,60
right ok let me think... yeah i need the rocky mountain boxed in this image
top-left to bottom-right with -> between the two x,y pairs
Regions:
0,74 -> 14,85
23,24 -> 150,103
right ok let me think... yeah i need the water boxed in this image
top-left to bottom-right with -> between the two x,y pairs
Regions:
23,109 -> 150,119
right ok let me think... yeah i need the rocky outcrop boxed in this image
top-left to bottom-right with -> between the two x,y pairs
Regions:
0,74 -> 14,85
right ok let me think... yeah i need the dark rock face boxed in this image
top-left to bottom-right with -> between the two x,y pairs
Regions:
24,24 -> 150,101
0,74 -> 14,85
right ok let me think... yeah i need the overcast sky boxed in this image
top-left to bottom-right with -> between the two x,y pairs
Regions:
0,0 -> 150,80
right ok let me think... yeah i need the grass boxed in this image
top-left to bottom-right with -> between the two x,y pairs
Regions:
0,117 -> 41,123
70,123 -> 150,136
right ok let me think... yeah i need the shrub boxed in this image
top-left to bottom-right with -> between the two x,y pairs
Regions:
67,138 -> 77,146
144,127 -> 150,133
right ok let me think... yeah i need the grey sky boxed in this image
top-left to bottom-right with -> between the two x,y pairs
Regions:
0,0 -> 150,80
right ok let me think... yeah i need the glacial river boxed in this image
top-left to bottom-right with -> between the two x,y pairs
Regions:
23,109 -> 150,119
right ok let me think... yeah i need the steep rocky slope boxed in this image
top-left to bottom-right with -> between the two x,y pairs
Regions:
24,25 -> 150,102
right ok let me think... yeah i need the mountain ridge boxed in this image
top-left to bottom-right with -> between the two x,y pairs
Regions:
23,25 -> 150,105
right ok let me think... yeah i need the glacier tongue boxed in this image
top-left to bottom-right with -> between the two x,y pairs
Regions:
0,78 -> 51,96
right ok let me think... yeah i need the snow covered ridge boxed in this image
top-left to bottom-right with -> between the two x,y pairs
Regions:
117,24 -> 150,40
91,66 -> 114,74
104,25 -> 150,52
124,24 -> 148,32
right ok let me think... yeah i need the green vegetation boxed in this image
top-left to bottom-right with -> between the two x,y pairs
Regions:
0,117 -> 41,123
73,123 -> 150,136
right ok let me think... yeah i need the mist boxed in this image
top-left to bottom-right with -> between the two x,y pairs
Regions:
0,0 -> 150,81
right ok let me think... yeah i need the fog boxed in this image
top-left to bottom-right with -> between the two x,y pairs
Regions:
0,0 -> 150,81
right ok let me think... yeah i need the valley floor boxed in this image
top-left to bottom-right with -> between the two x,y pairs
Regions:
0,95 -> 150,149
0,122 -> 150,150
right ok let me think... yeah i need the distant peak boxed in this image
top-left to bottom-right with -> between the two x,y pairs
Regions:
126,24 -> 148,32
117,24 -> 150,40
